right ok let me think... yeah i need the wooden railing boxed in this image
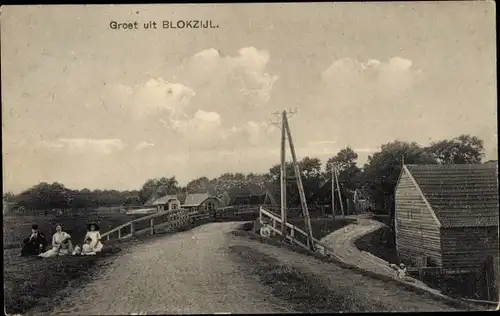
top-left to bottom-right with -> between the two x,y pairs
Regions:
101,208 -> 199,241
258,206 -> 342,260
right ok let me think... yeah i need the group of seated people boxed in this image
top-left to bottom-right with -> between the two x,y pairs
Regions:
20,223 -> 104,257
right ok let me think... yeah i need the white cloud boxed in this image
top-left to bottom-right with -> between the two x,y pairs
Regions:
308,140 -> 338,146
101,47 -> 278,149
321,56 -> 421,101
135,141 -> 155,150
307,56 -> 424,147
111,79 -> 196,119
182,46 -> 279,110
37,138 -> 125,154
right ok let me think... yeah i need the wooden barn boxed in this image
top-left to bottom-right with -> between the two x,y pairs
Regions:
181,192 -> 221,212
395,164 -> 499,273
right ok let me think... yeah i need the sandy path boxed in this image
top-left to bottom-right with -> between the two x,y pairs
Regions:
50,222 -> 292,315
319,218 -> 451,296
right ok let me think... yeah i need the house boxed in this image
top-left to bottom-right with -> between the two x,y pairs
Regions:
3,200 -> 17,214
395,164 -> 499,272
227,192 -> 277,207
312,178 -> 357,215
181,192 -> 221,212
121,196 -> 143,211
149,194 -> 181,212
353,188 -> 374,213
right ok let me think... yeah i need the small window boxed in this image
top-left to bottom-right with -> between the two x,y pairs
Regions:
408,209 -> 413,220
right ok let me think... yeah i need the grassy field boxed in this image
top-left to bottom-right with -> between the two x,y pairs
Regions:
3,212 -> 146,315
355,225 -> 398,264
288,217 -> 355,240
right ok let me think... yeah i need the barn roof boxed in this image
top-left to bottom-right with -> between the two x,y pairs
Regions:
151,194 -> 179,206
405,164 -> 499,228
182,192 -> 218,207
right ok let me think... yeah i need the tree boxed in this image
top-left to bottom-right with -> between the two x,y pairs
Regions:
266,157 -> 323,206
3,192 -> 15,202
361,141 -> 437,220
139,177 -> 178,203
16,182 -> 74,209
325,147 -> 362,192
426,134 -> 485,164
186,177 -> 211,193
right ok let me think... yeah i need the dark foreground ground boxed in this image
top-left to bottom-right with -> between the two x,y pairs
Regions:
26,223 -> 477,315
3,212 -> 145,314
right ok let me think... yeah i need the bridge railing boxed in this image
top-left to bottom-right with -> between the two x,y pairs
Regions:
101,208 -> 199,241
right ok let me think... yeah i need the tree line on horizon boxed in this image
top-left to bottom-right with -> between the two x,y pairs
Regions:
4,134 -> 496,217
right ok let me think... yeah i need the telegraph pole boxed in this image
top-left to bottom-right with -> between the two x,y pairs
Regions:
283,113 -> 315,250
331,164 -> 335,218
272,109 -> 296,236
334,167 -> 345,218
280,111 -> 287,235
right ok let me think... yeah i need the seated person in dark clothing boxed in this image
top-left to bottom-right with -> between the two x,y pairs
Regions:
20,224 -> 47,256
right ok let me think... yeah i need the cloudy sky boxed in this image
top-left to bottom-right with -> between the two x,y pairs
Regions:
2,3 -> 497,193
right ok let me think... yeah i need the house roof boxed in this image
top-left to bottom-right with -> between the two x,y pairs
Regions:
151,194 -> 179,206
405,164 -> 499,228
122,196 -> 143,207
182,192 -> 218,207
229,193 -> 268,206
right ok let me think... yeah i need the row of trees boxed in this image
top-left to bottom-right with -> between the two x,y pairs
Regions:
4,134 -> 494,216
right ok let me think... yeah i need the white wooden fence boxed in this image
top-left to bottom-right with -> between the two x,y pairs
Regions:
101,208 -> 202,241
258,206 -> 342,260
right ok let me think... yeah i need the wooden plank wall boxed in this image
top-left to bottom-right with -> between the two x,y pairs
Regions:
395,169 -> 442,266
441,226 -> 499,270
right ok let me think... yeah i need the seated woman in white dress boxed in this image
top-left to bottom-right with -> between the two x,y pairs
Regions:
81,223 -> 103,255
39,224 -> 73,258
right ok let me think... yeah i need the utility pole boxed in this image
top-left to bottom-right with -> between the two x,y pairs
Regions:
280,111 -> 287,235
334,167 -> 345,218
283,113 -> 315,250
331,165 -> 335,218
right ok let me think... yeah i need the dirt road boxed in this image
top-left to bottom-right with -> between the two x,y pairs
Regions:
50,222 -> 292,315
47,222 -> 460,315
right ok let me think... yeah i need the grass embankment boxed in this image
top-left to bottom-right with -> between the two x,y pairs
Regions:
230,245 -> 390,312
4,246 -> 123,315
3,212 -> 146,315
233,222 -> 473,311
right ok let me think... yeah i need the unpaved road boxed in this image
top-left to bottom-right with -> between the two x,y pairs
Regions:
50,223 -> 292,315
48,222 -> 460,315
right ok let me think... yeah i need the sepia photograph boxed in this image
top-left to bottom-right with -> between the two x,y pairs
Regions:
1,2 -> 498,315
